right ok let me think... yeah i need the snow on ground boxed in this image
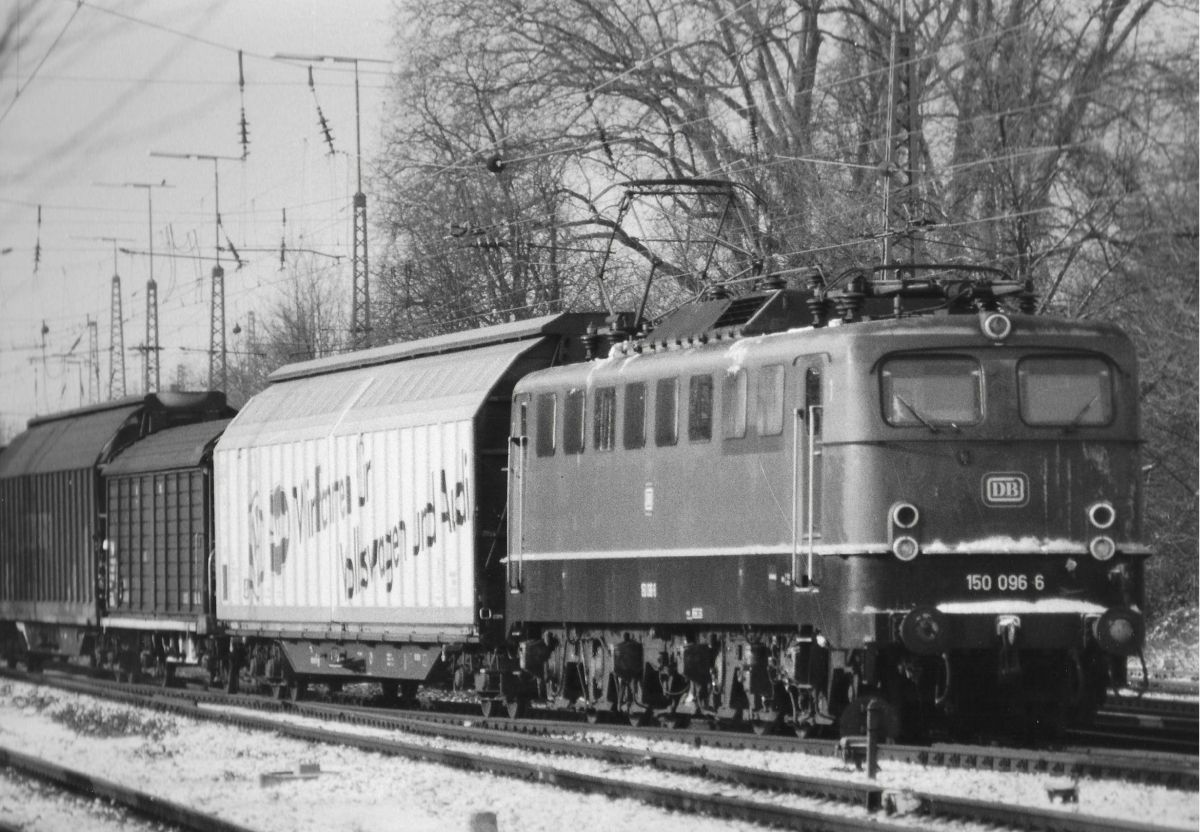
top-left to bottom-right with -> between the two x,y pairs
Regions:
0,679 -> 1195,832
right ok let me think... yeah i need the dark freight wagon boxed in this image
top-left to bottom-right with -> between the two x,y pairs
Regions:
0,392 -> 232,668
99,417 -> 232,675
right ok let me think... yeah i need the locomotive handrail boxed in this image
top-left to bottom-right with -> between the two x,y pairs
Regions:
791,404 -> 822,591
507,435 -> 528,593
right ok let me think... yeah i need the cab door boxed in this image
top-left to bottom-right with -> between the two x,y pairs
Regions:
791,355 -> 825,589
507,393 -> 531,593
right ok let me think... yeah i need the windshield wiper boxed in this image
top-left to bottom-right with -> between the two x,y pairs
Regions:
894,394 -> 957,434
1062,394 -> 1100,434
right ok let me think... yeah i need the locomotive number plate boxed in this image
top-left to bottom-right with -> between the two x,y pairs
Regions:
966,573 -> 1045,592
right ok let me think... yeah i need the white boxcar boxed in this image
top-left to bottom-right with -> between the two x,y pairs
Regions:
213,314 -> 600,688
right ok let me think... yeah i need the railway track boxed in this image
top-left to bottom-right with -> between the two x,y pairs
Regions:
0,745 -> 255,832
9,665 -> 1198,785
2,667 -> 1195,832
1068,694 -> 1200,755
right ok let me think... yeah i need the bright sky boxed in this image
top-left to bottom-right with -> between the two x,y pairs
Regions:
0,0 -> 396,439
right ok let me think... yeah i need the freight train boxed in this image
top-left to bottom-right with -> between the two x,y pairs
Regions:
0,264 -> 1148,739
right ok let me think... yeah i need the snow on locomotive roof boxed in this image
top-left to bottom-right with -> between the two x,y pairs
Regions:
102,418 -> 232,476
268,312 -> 605,382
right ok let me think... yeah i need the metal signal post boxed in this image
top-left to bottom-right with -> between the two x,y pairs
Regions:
98,181 -> 174,394
274,52 -> 389,351
149,152 -> 241,392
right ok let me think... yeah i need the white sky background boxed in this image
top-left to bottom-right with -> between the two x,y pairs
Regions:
0,0 -> 396,439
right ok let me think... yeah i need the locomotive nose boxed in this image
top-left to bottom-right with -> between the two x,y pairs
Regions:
1092,608 -> 1144,656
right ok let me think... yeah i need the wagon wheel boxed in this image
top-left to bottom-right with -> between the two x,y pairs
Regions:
616,678 -> 650,727
750,710 -> 782,736
480,697 -> 502,719
505,696 -> 528,720
288,677 -> 308,702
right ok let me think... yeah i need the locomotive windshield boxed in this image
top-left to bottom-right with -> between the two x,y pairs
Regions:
1018,356 -> 1113,426
881,356 -> 982,428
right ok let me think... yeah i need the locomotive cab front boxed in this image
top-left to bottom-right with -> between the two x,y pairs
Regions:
816,311 -> 1147,735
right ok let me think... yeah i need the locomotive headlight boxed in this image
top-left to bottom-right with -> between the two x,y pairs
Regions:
1089,535 -> 1117,561
1093,608 -> 1144,656
892,535 -> 920,561
1087,501 -> 1116,530
890,502 -> 920,529
980,311 -> 1013,341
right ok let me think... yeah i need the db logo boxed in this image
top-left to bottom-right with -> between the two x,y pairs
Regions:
982,473 -> 1029,507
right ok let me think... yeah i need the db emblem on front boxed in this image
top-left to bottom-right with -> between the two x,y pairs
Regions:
982,472 -> 1029,507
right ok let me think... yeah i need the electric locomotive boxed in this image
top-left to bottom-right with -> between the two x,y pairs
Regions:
500,266 -> 1147,737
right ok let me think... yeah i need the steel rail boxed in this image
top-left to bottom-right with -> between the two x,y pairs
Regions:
6,666 -> 1196,788
0,745 -> 256,832
4,670 -> 1192,832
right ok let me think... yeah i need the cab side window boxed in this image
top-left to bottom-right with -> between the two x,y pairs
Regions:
624,382 -> 646,449
535,392 -> 557,457
722,368 -> 748,438
758,364 -> 785,436
594,386 -> 616,451
655,377 -> 678,446
564,388 -> 586,454
688,374 -> 713,442
805,366 -> 823,435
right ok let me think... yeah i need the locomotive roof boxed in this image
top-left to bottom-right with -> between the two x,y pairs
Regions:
268,312 -> 606,382
516,310 -> 1137,391
102,418 -> 232,476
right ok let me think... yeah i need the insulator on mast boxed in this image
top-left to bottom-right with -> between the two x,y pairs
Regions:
308,65 -> 336,155
238,50 -> 250,158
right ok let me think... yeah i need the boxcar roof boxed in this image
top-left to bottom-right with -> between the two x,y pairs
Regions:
102,418 -> 232,476
221,337 -> 547,449
0,401 -> 142,477
268,312 -> 601,382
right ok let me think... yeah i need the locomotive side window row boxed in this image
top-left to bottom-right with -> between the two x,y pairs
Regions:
535,364 -> 789,456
